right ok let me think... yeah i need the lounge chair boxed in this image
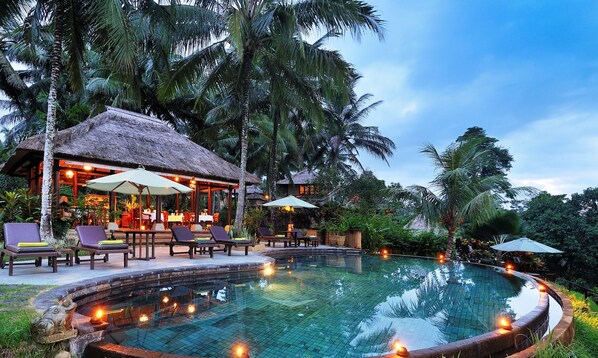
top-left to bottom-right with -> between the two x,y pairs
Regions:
0,223 -> 59,276
210,226 -> 254,256
75,226 -> 130,270
257,227 -> 292,248
170,226 -> 218,259
292,229 -> 320,247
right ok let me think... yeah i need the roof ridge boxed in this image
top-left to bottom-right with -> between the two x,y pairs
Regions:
105,106 -> 166,125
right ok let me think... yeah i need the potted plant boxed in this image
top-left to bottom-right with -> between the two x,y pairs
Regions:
109,209 -> 123,227
336,220 -> 349,247
341,213 -> 363,249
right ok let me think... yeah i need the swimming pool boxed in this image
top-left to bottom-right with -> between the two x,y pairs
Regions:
78,254 -> 541,357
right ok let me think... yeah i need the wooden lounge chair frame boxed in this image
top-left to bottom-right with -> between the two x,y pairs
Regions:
257,227 -> 292,248
210,226 -> 254,256
292,229 -> 320,247
75,226 -> 130,270
169,226 -> 218,259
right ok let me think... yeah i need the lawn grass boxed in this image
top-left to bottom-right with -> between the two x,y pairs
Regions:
0,284 -> 62,357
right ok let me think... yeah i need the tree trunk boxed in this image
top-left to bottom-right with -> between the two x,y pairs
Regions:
266,109 -> 280,199
40,0 -> 65,243
234,47 -> 255,232
445,229 -> 456,259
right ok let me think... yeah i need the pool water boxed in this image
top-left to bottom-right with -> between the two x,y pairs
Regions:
82,255 -> 540,357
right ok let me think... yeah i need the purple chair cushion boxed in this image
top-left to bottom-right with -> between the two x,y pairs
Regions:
75,226 -> 108,246
210,226 -> 250,244
258,227 -> 273,238
171,226 -> 195,242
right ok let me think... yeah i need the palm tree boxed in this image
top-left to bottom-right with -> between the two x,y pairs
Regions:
162,0 -> 384,231
406,142 -> 515,259
310,87 -> 396,175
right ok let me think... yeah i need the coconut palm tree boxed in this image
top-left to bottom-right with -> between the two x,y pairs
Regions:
407,141 -> 515,259
0,0 -> 153,240
161,0 -> 384,231
310,87 -> 396,175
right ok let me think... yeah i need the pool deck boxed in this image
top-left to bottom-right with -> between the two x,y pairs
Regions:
0,245 -> 347,286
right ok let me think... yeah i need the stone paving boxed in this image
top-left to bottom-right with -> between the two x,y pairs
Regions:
0,245 -> 352,287
0,245 -> 275,286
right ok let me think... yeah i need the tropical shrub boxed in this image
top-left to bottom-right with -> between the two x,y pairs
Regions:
243,208 -> 268,236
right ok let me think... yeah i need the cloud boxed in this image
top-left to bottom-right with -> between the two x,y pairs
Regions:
502,112 -> 598,195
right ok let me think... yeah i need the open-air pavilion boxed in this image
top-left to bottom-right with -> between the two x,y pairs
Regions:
0,107 -> 260,227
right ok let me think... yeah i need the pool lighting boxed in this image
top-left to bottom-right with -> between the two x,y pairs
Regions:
187,304 -> 196,313
263,267 -> 274,276
139,314 -> 149,323
392,341 -> 409,357
234,344 -> 249,358
505,263 -> 514,272
438,254 -> 445,260
538,284 -> 547,292
90,309 -> 104,324
382,249 -> 389,255
162,296 -> 170,304
499,317 -> 512,330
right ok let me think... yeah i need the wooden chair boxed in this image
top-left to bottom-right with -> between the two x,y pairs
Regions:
0,223 -> 59,276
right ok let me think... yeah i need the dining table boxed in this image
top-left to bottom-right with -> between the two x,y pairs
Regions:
115,229 -> 170,260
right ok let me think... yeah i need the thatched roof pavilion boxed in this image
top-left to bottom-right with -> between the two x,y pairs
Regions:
1,107 -> 260,224
1,107 -> 259,185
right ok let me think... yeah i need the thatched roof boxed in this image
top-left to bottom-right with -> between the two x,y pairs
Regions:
1,107 -> 260,185
277,168 -> 317,185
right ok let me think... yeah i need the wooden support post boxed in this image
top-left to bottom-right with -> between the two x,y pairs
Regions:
53,159 -> 60,207
207,184 -> 212,214
175,193 -> 180,213
156,196 -> 162,223
73,171 -> 78,200
227,186 -> 232,226
28,166 -> 34,194
194,184 -> 201,224
36,163 -> 41,195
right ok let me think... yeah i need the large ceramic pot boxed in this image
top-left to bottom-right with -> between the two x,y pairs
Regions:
345,230 -> 362,249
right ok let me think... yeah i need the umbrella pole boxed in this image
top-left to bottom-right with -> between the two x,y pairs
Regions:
138,187 -> 143,229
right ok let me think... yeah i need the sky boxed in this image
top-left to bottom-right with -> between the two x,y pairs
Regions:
326,0 -> 598,196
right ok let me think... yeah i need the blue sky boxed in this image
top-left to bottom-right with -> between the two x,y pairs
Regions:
327,0 -> 598,195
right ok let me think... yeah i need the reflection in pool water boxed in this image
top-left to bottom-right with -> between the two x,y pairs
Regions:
79,255 -> 540,357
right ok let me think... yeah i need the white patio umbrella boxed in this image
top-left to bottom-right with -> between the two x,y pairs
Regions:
263,195 -> 317,228
86,167 -> 192,229
491,237 -> 563,254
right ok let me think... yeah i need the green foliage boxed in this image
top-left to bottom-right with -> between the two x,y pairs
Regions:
243,207 -> 268,236
344,170 -> 387,214
0,174 -> 27,193
464,210 -> 522,240
456,126 -> 514,178
522,192 -> 598,287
